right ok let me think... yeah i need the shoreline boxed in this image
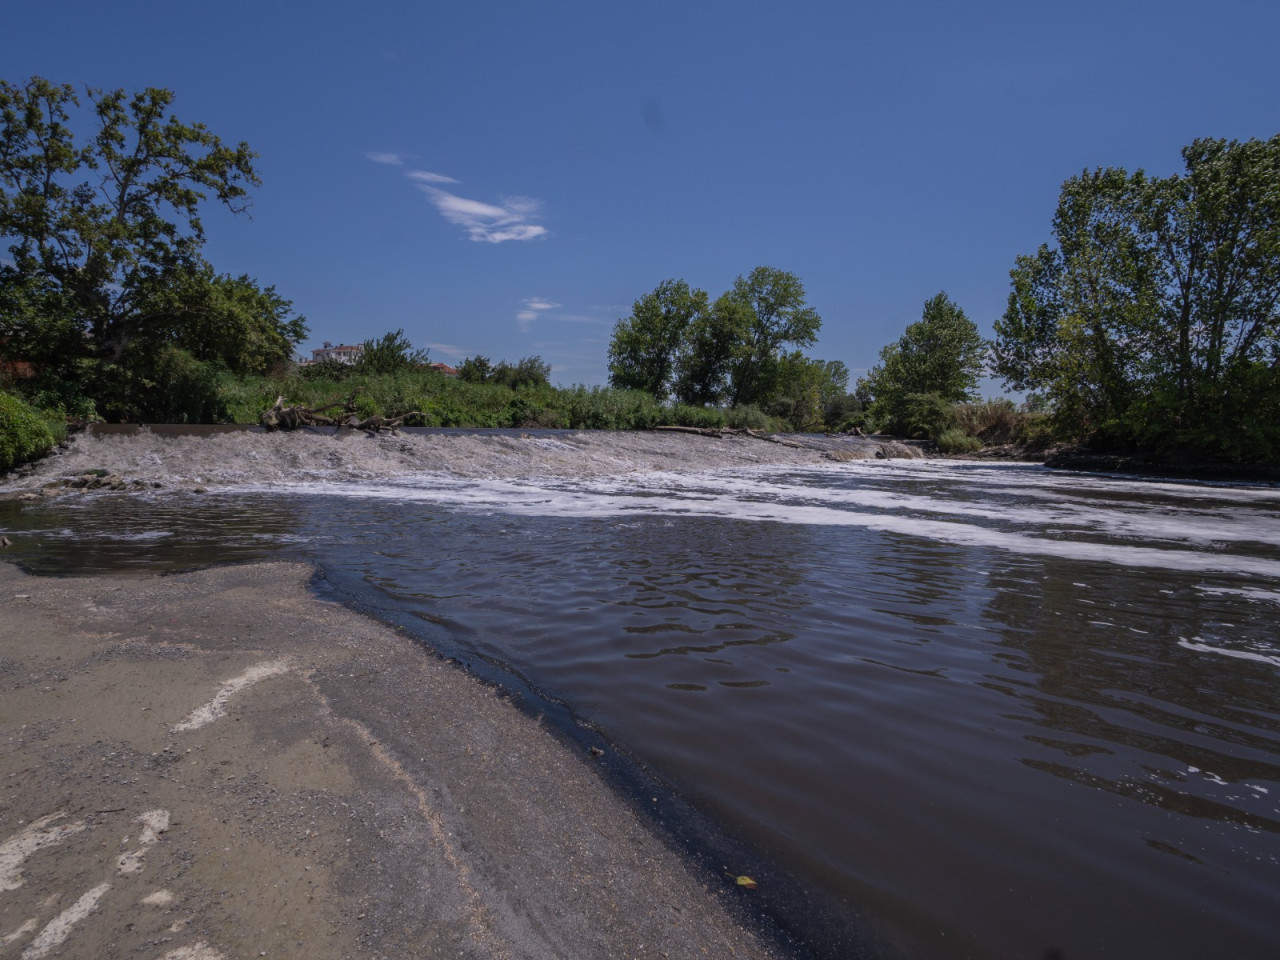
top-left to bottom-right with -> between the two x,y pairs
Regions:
0,559 -> 790,960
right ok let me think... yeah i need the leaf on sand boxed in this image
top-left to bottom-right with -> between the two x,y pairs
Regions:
733,875 -> 758,889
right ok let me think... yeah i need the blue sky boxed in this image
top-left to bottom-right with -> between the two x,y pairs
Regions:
4,0 -> 1278,389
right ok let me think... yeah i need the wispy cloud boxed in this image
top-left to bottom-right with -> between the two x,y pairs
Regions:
423,188 -> 547,244
423,341 -> 468,361
516,297 -> 561,332
405,169 -> 459,185
368,154 -> 546,244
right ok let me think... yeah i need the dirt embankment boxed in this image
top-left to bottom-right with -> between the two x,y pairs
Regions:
0,560 -> 782,960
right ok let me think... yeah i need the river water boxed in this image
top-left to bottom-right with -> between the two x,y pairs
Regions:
2,429 -> 1279,959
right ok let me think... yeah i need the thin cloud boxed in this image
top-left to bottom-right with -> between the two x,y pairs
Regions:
424,188 -> 547,244
405,169 -> 459,185
516,297 -> 561,332
369,154 -> 545,243
423,341 -> 468,361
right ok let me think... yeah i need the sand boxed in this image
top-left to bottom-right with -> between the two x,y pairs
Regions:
0,559 -> 782,960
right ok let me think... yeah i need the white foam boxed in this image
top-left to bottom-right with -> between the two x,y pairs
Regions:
230,471 -> 1280,580
1178,638 -> 1280,668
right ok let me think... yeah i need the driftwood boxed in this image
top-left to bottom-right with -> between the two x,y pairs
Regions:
652,425 -> 746,438
260,396 -> 426,434
650,425 -> 811,449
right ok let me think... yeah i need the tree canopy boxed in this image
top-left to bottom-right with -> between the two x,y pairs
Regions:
723,266 -> 822,407
607,279 -> 708,400
858,292 -> 986,435
607,267 -> 836,422
0,76 -> 306,420
993,135 -> 1280,461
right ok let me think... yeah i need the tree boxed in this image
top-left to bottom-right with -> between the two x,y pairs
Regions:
859,292 -> 986,429
457,355 -> 493,383
491,356 -> 551,389
132,262 -> 306,375
356,329 -> 429,374
725,266 -> 822,406
993,135 -> 1280,459
0,77 -> 261,362
671,291 -> 750,405
768,353 -> 851,431
607,279 -> 708,399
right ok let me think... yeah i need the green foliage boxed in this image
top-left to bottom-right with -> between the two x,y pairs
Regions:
0,390 -> 61,470
860,292 -> 987,431
607,266 -> 842,424
994,135 -> 1280,462
0,76 -> 308,423
356,329 -> 429,375
672,292 -> 749,405
859,293 -> 989,441
950,398 -> 1023,445
457,355 -> 493,383
725,404 -> 776,431
135,263 -> 306,375
492,356 -> 552,390
767,353 -> 851,431
96,345 -> 227,423
934,428 -> 983,454
0,77 -> 260,363
455,354 -> 551,390
608,280 -> 708,399
298,357 -> 354,382
724,266 -> 823,407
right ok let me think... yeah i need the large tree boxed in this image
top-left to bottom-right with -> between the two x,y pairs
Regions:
725,266 -> 822,406
859,292 -> 986,415
0,77 -> 267,362
994,135 -> 1280,459
607,279 -> 708,399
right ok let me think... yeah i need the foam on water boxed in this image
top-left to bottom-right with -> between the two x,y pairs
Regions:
10,431 -> 1280,581
1178,637 -> 1280,668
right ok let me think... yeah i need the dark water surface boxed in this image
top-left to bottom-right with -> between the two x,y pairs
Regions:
3,457 -> 1279,959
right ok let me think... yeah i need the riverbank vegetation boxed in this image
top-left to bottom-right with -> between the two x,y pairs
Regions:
1,75 -> 1276,470
0,390 -> 64,471
994,135 -> 1280,466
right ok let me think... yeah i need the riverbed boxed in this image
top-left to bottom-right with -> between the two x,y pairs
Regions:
3,429 -> 1278,959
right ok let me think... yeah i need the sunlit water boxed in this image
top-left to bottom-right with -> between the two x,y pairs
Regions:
3,431 -> 1279,959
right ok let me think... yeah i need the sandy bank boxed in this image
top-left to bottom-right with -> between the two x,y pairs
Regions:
0,560 -> 783,960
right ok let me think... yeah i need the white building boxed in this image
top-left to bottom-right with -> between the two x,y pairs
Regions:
308,341 -> 364,364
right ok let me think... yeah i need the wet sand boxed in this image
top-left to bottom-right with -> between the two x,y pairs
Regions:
0,559 -> 783,960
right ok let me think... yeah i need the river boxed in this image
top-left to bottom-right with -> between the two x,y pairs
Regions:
2,428 -> 1278,959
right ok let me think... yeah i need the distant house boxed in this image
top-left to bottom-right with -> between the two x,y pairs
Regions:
430,363 -> 459,377
0,337 -> 37,382
308,341 -> 364,365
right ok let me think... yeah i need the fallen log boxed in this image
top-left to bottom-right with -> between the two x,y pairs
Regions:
260,396 -> 426,433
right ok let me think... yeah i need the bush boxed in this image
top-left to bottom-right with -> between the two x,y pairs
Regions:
725,404 -> 773,431
935,427 -> 983,454
868,392 -> 955,439
951,399 -> 1021,444
0,391 -> 61,471
356,329 -> 429,375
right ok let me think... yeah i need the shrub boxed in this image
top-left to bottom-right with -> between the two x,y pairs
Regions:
726,404 -> 772,431
935,427 -> 983,454
0,391 -> 60,471
951,399 -> 1021,444
356,329 -> 429,375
